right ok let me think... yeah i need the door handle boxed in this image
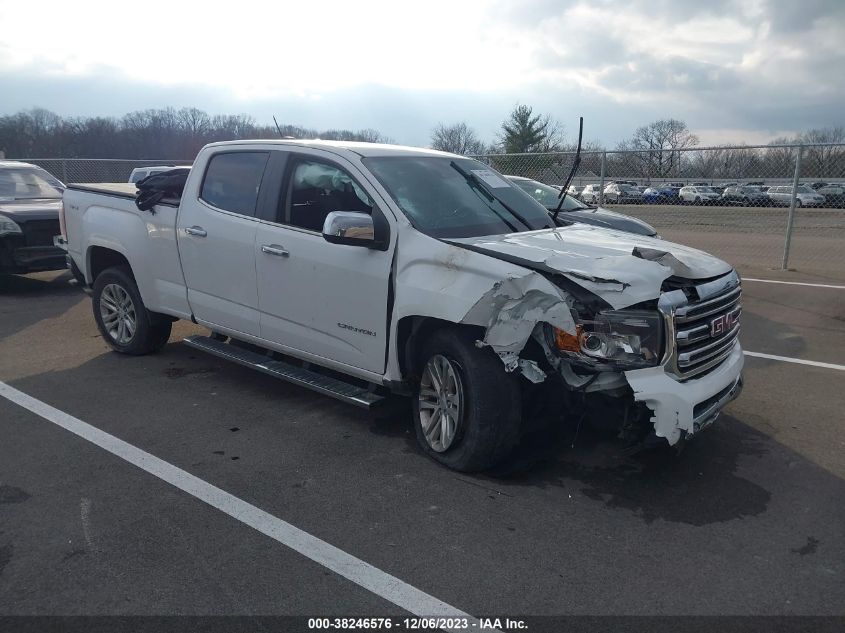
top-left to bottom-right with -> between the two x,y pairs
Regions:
185,226 -> 207,237
261,244 -> 290,257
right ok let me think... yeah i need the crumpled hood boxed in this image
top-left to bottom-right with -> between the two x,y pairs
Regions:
449,224 -> 733,309
0,199 -> 62,222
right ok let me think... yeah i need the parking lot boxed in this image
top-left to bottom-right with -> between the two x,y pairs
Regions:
1,261 -> 844,626
606,203 -> 845,276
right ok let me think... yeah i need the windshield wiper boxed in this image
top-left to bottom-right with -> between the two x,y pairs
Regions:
450,161 -> 546,231
553,116 -> 584,221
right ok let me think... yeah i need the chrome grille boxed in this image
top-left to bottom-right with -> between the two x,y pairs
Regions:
668,273 -> 742,379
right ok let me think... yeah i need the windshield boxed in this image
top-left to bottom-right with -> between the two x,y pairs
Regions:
510,178 -> 588,211
795,185 -> 814,194
364,157 -> 554,238
743,186 -> 761,193
0,167 -> 64,200
697,186 -> 716,193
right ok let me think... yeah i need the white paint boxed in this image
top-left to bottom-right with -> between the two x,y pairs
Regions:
0,381 -> 483,630
742,278 -> 845,290
79,497 -> 96,552
743,351 -> 845,371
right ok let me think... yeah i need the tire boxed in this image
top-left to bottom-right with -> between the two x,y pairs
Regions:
694,196 -> 701,205
92,266 -> 172,355
411,328 -> 521,472
794,199 -> 802,208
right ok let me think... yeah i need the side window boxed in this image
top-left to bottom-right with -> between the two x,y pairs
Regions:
282,159 -> 373,232
200,152 -> 269,216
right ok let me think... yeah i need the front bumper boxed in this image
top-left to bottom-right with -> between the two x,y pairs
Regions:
0,235 -> 67,273
624,343 -> 744,445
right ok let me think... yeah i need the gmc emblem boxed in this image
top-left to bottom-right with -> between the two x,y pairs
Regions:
711,311 -> 737,337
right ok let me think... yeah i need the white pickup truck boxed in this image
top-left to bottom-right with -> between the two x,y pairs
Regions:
62,140 -> 743,471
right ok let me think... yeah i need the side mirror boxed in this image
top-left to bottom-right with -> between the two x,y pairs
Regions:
322,211 -> 382,248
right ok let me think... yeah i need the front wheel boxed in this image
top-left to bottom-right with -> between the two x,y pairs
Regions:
412,329 -> 521,472
794,199 -> 802,208
92,266 -> 172,355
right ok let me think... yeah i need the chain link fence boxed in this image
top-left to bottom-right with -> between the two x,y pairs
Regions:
16,158 -> 193,184
9,145 -> 845,276
474,143 -> 845,276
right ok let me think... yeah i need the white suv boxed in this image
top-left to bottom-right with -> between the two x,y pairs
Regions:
680,186 -> 720,204
580,184 -> 603,203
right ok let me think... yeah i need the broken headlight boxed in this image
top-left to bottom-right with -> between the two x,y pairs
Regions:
550,310 -> 663,369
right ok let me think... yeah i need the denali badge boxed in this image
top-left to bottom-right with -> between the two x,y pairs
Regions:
338,322 -> 377,337
710,311 -> 737,337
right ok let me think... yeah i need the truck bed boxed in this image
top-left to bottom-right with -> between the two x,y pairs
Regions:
67,182 -> 179,206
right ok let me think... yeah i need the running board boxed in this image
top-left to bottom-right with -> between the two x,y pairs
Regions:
182,335 -> 385,409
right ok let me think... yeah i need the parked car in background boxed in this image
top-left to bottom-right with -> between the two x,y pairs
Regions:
766,185 -> 826,207
0,161 -> 68,275
603,182 -> 643,203
642,187 -> 665,204
580,183 -> 603,203
506,176 -> 657,236
810,182 -> 845,207
658,183 -> 683,203
721,185 -> 769,207
128,165 -> 191,184
680,186 -> 720,205
566,185 -> 584,198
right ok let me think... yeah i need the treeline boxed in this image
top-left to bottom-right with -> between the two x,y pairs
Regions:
433,108 -> 845,180
0,107 -> 394,159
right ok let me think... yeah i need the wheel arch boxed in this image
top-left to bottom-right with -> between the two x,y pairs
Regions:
87,245 -> 134,284
395,316 -> 485,382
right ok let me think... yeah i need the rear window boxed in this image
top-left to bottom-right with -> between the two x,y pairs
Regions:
200,152 -> 269,216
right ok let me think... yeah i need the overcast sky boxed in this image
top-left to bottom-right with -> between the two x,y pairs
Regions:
1,0 -> 843,147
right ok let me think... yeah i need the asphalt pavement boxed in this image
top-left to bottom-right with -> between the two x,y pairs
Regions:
1,267 -> 843,623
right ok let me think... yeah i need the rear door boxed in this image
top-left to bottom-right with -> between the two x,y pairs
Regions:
254,149 -> 393,373
177,150 -> 271,336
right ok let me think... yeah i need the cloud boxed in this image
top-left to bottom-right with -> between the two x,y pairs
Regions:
0,0 -> 842,148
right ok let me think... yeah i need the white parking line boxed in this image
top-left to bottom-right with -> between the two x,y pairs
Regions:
744,351 -> 845,371
743,278 -> 845,289
0,381 -> 481,631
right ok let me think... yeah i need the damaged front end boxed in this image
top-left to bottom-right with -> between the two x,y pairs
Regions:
451,230 -> 745,448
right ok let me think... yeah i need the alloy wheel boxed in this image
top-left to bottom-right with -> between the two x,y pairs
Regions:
100,283 -> 137,345
418,354 -> 464,452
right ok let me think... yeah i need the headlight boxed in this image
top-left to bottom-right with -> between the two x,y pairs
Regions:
0,214 -> 22,236
549,310 -> 664,370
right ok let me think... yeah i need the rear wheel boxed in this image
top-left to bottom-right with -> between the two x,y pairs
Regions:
92,266 -> 172,355
412,329 -> 521,472
795,199 -> 803,208
694,196 -> 701,204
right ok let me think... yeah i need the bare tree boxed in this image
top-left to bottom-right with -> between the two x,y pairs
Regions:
617,118 -> 699,178
430,122 -> 487,155
800,126 -> 845,179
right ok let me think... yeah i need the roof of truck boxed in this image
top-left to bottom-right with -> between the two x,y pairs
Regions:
206,139 -> 457,158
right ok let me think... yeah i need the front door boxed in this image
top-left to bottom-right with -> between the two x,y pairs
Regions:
255,151 -> 393,373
